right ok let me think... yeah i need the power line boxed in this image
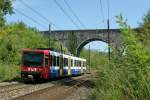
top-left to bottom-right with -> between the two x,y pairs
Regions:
106,0 -> 110,19
63,0 -> 86,29
106,0 -> 111,61
14,8 -> 47,29
99,0 -> 105,27
54,0 -> 80,29
19,0 -> 60,29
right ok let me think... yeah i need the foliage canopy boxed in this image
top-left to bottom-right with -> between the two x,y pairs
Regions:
0,0 -> 13,27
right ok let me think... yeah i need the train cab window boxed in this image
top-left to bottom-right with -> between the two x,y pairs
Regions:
57,56 -> 59,66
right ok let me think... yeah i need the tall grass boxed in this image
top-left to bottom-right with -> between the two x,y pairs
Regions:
0,63 -> 19,82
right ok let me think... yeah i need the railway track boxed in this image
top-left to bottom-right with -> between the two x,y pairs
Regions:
12,74 -> 93,100
0,84 -> 28,94
0,84 -> 30,99
0,74 -> 93,100
0,82 -> 55,100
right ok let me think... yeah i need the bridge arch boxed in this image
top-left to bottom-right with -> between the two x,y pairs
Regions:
41,29 -> 122,56
76,38 -> 108,57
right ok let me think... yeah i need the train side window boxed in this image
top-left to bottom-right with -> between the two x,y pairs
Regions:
83,62 -> 86,67
74,60 -> 75,66
50,55 -> 53,66
83,62 -> 85,67
44,55 -> 49,66
64,58 -> 68,66
45,59 -> 48,66
57,56 -> 59,66
75,60 -> 77,66
63,58 -> 65,66
66,58 -> 68,66
77,60 -> 79,67
81,61 -> 83,67
53,56 -> 56,66
71,59 -> 73,67
79,61 -> 81,67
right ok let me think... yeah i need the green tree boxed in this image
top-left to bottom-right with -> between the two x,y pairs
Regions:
0,0 -> 13,27
138,10 -> 150,47
0,22 -> 48,64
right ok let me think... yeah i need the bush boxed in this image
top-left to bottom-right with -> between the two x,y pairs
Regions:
90,14 -> 150,100
0,63 -> 19,82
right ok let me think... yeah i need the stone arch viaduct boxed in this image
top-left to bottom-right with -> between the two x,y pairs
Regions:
41,29 -> 122,56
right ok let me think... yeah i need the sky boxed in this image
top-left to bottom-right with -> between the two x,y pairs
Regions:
6,0 -> 150,52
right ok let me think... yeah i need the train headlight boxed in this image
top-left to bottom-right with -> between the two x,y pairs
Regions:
28,75 -> 33,79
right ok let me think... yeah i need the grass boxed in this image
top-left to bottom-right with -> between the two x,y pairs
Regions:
0,63 -> 20,82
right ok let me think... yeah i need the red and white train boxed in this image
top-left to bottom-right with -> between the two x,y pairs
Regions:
21,48 -> 86,81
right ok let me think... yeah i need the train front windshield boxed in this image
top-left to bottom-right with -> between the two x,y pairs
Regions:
22,52 -> 43,67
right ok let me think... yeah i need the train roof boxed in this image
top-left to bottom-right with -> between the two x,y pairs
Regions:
22,48 -> 86,61
49,50 -> 86,61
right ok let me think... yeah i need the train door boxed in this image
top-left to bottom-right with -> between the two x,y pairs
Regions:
68,57 -> 71,76
43,55 -> 50,79
59,55 -> 63,77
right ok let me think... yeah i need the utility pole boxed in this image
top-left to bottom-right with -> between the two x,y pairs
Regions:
89,45 -> 91,73
107,19 -> 111,61
49,24 -> 51,48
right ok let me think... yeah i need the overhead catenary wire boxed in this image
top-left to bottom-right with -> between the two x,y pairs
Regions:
54,0 -> 80,29
99,0 -> 105,27
14,8 -> 47,29
106,0 -> 110,19
19,0 -> 60,29
106,0 -> 110,61
63,0 -> 86,29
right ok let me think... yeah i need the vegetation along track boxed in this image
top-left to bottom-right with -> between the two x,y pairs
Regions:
12,74 -> 94,100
